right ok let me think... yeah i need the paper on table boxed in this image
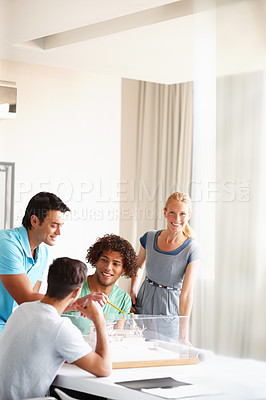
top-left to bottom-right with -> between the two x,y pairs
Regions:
141,384 -> 223,399
117,377 -> 190,390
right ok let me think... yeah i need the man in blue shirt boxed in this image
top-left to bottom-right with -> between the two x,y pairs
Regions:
0,192 -> 70,334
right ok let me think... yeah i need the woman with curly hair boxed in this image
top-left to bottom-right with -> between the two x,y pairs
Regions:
66,234 -> 137,332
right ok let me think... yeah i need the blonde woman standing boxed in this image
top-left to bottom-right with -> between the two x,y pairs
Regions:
130,192 -> 201,345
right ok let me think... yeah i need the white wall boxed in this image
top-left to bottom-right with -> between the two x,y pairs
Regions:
0,59 -> 122,282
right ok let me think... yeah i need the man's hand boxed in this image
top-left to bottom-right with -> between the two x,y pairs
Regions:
72,298 -> 111,377
65,292 -> 108,313
76,298 -> 105,324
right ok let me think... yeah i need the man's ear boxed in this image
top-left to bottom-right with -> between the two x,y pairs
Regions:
71,286 -> 81,299
30,215 -> 39,228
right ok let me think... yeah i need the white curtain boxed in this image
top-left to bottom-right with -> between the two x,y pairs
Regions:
213,71 -> 266,360
120,78 -> 193,287
191,71 -> 266,360
134,80 -> 193,236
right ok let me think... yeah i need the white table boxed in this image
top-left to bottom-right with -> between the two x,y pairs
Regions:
52,353 -> 266,400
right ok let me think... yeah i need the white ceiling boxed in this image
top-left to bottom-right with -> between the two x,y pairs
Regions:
1,0 -> 266,84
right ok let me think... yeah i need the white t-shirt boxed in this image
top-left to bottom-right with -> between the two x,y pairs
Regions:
0,301 -> 91,400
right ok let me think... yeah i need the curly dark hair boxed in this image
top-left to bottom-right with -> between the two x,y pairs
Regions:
86,234 -> 138,278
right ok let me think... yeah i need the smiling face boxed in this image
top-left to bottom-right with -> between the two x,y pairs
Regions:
95,250 -> 125,288
164,200 -> 191,234
31,209 -> 64,247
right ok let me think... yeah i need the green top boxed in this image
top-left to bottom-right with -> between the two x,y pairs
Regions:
65,278 -> 132,334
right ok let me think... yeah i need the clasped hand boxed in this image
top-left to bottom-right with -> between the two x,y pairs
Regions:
64,292 -> 108,313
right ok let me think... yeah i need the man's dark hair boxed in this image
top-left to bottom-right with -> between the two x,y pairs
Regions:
46,257 -> 87,300
86,234 -> 138,278
22,192 -> 70,229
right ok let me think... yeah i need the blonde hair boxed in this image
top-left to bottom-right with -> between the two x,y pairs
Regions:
165,192 -> 195,239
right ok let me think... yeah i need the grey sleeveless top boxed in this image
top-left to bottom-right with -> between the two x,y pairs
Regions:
135,230 -> 201,316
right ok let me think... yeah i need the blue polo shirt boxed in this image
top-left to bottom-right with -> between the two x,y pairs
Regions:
0,226 -> 48,334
